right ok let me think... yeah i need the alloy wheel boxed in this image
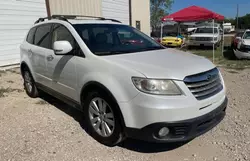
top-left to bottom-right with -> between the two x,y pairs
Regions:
88,97 -> 115,137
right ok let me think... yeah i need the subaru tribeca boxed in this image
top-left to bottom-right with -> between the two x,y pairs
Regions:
20,15 -> 227,146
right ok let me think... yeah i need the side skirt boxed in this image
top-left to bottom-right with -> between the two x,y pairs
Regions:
36,83 -> 82,111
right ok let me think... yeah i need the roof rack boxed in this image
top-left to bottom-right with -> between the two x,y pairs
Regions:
34,16 -> 69,24
34,15 -> 121,24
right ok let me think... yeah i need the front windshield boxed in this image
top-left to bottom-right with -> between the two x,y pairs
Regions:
73,24 -> 164,55
195,28 -> 218,34
243,31 -> 250,39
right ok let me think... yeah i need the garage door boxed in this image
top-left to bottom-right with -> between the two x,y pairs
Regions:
102,0 -> 129,25
0,0 -> 47,66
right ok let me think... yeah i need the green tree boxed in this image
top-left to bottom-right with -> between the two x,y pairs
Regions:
238,14 -> 250,29
150,0 -> 174,31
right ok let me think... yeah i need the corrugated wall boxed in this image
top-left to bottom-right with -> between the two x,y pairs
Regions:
102,0 -> 129,25
0,0 -> 47,66
49,0 -> 102,16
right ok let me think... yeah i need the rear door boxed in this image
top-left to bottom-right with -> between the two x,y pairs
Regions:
32,24 -> 54,86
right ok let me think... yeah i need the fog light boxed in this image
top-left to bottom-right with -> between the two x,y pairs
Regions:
158,127 -> 170,137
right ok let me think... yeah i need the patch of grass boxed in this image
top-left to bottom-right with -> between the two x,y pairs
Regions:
0,70 -> 6,77
227,70 -> 239,74
8,69 -> 20,74
0,88 -> 16,97
0,87 -> 24,97
10,69 -> 20,74
184,41 -> 250,70
7,80 -> 14,83
36,100 -> 48,105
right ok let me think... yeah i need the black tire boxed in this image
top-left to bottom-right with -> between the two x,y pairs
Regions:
22,69 -> 39,98
83,90 -> 124,146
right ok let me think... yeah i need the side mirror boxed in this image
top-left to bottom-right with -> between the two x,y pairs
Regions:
53,41 -> 73,55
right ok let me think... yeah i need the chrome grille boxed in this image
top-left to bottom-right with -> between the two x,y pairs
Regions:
184,68 -> 223,100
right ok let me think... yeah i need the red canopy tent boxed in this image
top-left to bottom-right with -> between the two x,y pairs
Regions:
162,5 -> 224,22
160,6 -> 225,62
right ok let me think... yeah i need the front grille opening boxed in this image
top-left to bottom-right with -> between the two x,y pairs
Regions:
184,68 -> 223,100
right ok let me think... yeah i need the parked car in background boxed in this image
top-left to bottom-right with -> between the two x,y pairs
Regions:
231,31 -> 245,49
20,15 -> 227,146
161,33 -> 183,47
188,26 -> 222,49
223,23 -> 235,33
233,29 -> 250,59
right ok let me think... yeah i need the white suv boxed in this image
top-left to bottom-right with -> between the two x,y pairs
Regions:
188,26 -> 222,49
20,15 -> 227,146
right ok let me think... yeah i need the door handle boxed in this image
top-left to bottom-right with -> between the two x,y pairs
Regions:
47,55 -> 54,61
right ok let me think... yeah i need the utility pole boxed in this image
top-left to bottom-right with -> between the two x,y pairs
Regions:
236,4 -> 239,30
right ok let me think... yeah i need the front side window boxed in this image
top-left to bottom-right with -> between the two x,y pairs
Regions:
34,24 -> 52,49
52,24 -> 75,48
243,31 -> 250,39
73,24 -> 163,56
195,28 -> 218,34
26,27 -> 36,44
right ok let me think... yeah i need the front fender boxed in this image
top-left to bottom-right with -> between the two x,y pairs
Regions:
77,72 -> 139,103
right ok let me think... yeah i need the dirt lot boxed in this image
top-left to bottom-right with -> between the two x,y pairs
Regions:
0,68 -> 249,161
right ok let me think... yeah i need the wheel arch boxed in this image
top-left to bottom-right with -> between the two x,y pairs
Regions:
20,61 -> 30,77
80,81 -> 126,128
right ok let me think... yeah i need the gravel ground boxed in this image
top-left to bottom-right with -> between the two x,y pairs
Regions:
0,68 -> 249,161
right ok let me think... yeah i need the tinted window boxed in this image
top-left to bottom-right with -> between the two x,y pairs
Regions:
73,24 -> 163,56
52,24 -> 75,48
34,24 -> 52,49
26,27 -> 36,44
195,28 -> 218,34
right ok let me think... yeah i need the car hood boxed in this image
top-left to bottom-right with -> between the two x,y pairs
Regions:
190,33 -> 218,37
102,48 -> 215,80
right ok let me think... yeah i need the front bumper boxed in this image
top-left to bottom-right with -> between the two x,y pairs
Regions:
124,97 -> 227,143
188,40 -> 218,46
162,41 -> 182,47
234,49 -> 250,59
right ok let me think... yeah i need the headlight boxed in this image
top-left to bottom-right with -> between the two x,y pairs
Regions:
132,77 -> 182,95
190,37 -> 195,40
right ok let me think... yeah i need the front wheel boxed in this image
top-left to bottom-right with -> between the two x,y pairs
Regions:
83,91 -> 124,146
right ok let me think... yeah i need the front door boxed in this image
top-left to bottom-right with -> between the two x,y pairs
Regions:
46,24 -> 78,101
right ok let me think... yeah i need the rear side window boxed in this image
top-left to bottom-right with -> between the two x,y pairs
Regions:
26,27 -> 36,44
34,24 -> 52,49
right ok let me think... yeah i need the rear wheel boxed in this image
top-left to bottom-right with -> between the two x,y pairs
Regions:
23,69 -> 39,98
83,91 -> 124,146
